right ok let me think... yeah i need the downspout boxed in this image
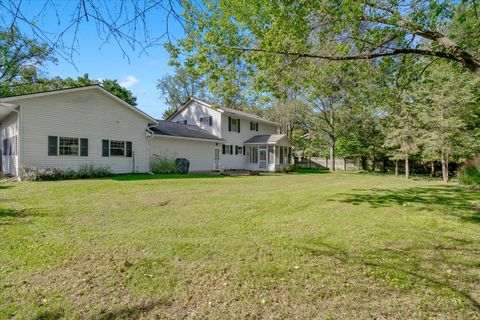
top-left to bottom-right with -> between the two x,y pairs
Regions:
0,103 -> 21,179
146,126 -> 155,174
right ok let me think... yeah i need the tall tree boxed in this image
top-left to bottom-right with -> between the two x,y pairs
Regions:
7,73 -> 138,106
0,27 -> 53,96
384,102 -> 421,179
172,0 -> 480,80
157,67 -> 209,119
413,64 -> 480,182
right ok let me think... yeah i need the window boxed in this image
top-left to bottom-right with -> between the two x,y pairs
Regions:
176,120 -> 188,124
250,122 -> 258,131
268,146 -> 274,164
279,146 -> 284,164
59,137 -> 79,156
110,140 -> 125,156
48,136 -> 58,156
102,140 -> 132,157
2,136 -> 17,156
228,117 -> 240,133
248,146 -> 258,163
236,145 -> 243,155
223,144 -> 233,155
200,116 -> 212,126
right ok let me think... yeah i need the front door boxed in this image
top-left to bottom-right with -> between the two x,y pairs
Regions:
213,147 -> 220,170
259,148 -> 267,170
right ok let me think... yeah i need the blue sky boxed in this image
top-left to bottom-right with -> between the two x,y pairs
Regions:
7,1 -> 185,119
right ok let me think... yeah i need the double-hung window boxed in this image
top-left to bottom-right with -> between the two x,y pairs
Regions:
59,137 -> 79,156
228,117 -> 240,133
48,136 -> 88,156
102,139 -> 132,157
250,122 -> 258,131
200,116 -> 212,126
110,140 -> 125,156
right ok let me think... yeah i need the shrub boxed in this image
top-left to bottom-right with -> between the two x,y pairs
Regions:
150,155 -> 179,174
22,165 -> 112,181
458,157 -> 480,188
281,164 -> 297,173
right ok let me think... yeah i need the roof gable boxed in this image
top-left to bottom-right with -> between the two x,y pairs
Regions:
166,98 -> 278,126
0,85 -> 157,123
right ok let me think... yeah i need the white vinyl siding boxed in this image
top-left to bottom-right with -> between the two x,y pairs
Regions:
17,89 -> 150,173
149,136 -> 217,171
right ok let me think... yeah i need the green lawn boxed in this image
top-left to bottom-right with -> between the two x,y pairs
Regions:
1,172 -> 480,319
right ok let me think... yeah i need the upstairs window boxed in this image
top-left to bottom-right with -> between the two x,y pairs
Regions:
200,116 -> 213,126
250,122 -> 258,131
228,117 -> 240,133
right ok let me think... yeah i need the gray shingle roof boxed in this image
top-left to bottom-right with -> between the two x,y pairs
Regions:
243,134 -> 288,144
150,120 -> 223,141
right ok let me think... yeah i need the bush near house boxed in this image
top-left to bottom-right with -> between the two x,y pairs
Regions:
150,155 -> 179,174
458,157 -> 480,188
22,164 -> 112,181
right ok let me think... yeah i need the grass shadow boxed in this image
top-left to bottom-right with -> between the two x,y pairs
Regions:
94,300 -> 167,320
295,240 -> 480,313
0,207 -> 25,218
335,185 -> 480,223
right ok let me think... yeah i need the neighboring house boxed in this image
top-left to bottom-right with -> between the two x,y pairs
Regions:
167,98 -> 294,171
0,86 -> 293,177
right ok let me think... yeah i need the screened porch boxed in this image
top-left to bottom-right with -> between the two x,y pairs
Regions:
243,134 -> 294,172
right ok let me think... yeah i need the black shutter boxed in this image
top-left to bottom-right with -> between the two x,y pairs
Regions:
243,146 -> 245,155
222,144 -> 226,154
237,119 -> 240,133
80,138 -> 88,157
230,145 -> 233,155
235,145 -> 238,155
228,117 -> 231,131
102,139 -> 109,157
256,123 -> 258,131
48,136 -> 58,156
126,141 -> 132,157
209,116 -> 212,126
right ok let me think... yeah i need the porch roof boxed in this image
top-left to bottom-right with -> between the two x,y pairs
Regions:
243,134 -> 294,146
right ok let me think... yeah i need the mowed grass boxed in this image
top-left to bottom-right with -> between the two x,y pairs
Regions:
1,171 -> 480,319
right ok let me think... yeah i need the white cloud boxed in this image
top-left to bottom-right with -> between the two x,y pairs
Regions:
120,75 -> 139,88
136,88 -> 147,95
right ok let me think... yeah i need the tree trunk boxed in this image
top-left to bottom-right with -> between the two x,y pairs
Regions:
441,157 -> 449,183
395,160 -> 399,176
430,161 -> 436,177
343,157 -> 347,171
329,141 -> 335,172
405,156 -> 410,179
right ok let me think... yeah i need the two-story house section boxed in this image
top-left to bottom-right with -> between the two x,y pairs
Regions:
167,98 -> 294,172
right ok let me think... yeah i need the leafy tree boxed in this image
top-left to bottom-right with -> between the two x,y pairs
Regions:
157,67 -> 209,119
413,64 -> 480,182
0,27 -> 53,96
7,73 -> 137,106
384,102 -> 421,179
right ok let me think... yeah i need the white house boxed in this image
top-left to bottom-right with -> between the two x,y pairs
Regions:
167,98 -> 294,172
0,86 -> 293,177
